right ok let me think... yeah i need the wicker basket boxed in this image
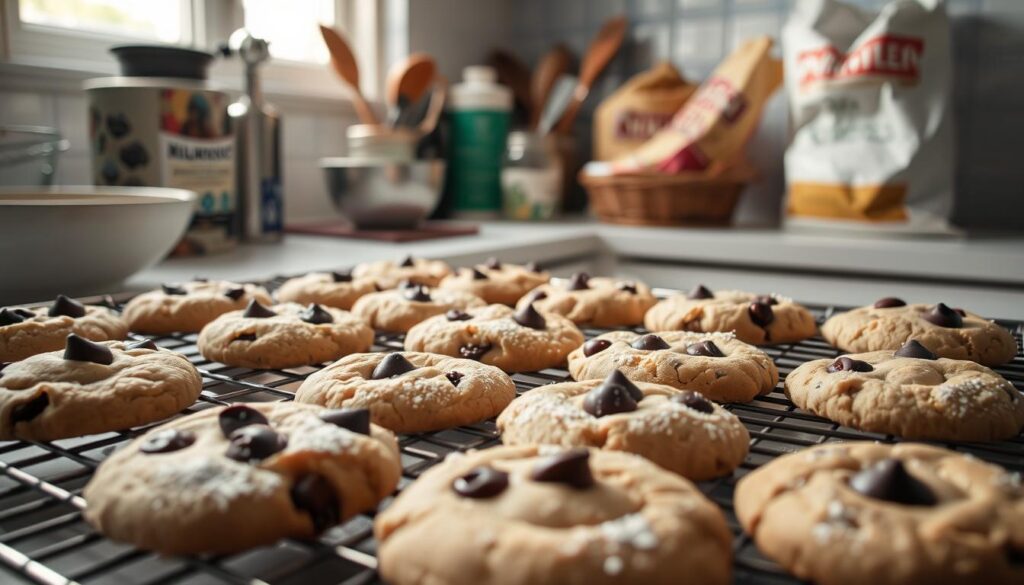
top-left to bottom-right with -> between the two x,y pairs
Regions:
580,163 -> 756,226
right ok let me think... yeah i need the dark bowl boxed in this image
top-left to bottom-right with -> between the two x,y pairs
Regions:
111,45 -> 215,79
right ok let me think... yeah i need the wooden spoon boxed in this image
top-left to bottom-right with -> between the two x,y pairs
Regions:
554,16 -> 628,134
488,49 -> 533,120
386,53 -> 436,126
529,44 -> 572,129
319,24 -> 378,125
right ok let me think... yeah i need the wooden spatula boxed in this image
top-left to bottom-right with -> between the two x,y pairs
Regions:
319,24 -> 378,125
554,16 -> 628,134
386,53 -> 436,127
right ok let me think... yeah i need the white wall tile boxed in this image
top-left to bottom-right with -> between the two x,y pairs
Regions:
282,158 -> 336,223
674,19 -> 725,62
678,0 -> 725,11
56,94 -> 89,154
55,154 -> 91,186
0,91 -> 57,127
281,112 -> 318,159
728,11 -> 782,51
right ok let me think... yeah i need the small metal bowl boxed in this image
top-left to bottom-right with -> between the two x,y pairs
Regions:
320,157 -> 445,230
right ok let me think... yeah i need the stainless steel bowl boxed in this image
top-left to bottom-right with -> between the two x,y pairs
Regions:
320,157 -> 445,229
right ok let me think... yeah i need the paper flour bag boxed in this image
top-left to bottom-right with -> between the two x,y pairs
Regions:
783,0 -> 955,234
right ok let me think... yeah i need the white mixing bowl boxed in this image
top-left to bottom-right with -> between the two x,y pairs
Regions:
0,186 -> 196,304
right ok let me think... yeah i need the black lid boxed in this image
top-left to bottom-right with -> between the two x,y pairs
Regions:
111,45 -> 215,79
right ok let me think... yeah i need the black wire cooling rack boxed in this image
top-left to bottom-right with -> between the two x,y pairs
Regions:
1,285 -> 1022,585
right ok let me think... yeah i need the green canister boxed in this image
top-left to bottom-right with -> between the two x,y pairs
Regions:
448,66 -> 512,218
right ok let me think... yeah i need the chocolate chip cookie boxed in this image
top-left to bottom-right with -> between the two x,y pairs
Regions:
275,270 -> 378,310
403,303 -> 585,373
352,255 -> 452,288
517,273 -> 656,328
0,335 -> 201,441
821,299 -> 1017,366
497,370 -> 749,480
567,330 -> 778,402
644,284 -> 817,345
123,280 -> 272,334
350,284 -> 485,332
438,257 -> 550,306
735,442 -> 1024,585
197,300 -> 374,369
785,340 -> 1024,441
294,351 -> 516,433
375,445 -> 733,585
83,402 -> 401,555
0,295 -> 128,362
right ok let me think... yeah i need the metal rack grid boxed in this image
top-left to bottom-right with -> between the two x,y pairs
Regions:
1,292 -> 1022,585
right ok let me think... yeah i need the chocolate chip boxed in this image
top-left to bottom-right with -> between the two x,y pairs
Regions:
453,466 -> 509,498
873,297 -> 906,309
331,270 -> 353,283
242,299 -> 276,318
567,272 -> 590,291
372,353 -> 418,379
300,304 -> 334,325
319,408 -> 371,435
140,429 -> 196,454
403,285 -> 432,302
827,356 -> 874,373
923,303 -> 963,328
233,333 -> 257,342
618,281 -> 638,294
459,344 -> 492,361
512,302 -> 546,330
446,309 -> 472,321
63,334 -> 114,365
583,339 -> 612,357
0,362 -> 9,375
687,284 -> 713,300
749,302 -> 774,327
218,404 -> 268,437
631,334 -> 670,351
849,458 -> 936,506
162,283 -> 187,296
400,255 -> 415,267
530,449 -> 595,489
894,339 -> 938,360
1007,545 -> 1024,566
0,308 -> 29,326
290,474 -> 340,533
672,390 -> 714,414
446,371 -> 464,386
525,261 -> 541,273
953,307 -> 966,316
225,425 -> 288,462
485,257 -> 501,270
583,370 -> 642,417
753,294 -> 778,306
686,340 -> 724,357
193,277 -> 208,283
10,393 -> 49,424
126,339 -> 158,350
224,287 -> 246,300
470,268 -> 488,280
528,290 -> 548,303
49,295 -> 86,318
100,295 -> 118,309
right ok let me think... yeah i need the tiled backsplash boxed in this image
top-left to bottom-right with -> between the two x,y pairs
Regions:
508,0 -> 1024,230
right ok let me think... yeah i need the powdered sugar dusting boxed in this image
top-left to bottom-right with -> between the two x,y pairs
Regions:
150,456 -> 281,511
600,513 -> 658,551
812,500 -> 857,543
932,375 -> 1009,417
510,394 -> 594,428
286,419 -> 355,454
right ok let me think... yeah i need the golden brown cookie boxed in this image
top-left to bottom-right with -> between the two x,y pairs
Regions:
516,272 -> 657,327
123,280 -> 272,334
0,295 -> 127,362
274,270 -> 377,310
350,284 -> 485,332
438,257 -> 550,305
351,255 -> 452,288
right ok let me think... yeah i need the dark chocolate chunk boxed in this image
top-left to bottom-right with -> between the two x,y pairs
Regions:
687,284 -> 714,300
827,356 -> 874,373
686,340 -> 724,358
290,474 -> 340,533
399,255 -> 415,267
528,290 -> 548,303
1007,545 -> 1024,566
470,267 -> 488,280
923,303 -> 963,328
525,261 -> 541,273
126,339 -> 158,351
10,393 -> 49,424
218,404 -> 269,437
849,458 -> 937,506
583,370 -> 642,417
372,353 -> 418,379
63,334 -> 114,365
446,371 -> 464,386
398,279 -> 416,289
953,307 -> 966,317
319,408 -> 371,435
0,308 -> 29,326
224,287 -> 246,300
603,369 -> 644,401
233,333 -> 257,342
531,449 -> 595,489
140,429 -> 196,454
331,270 -> 353,283
100,295 -> 118,309
753,294 -> 778,306
242,299 -> 276,318
0,362 -> 9,375
162,283 -> 187,296
583,338 -> 612,357
459,344 -> 492,361
225,425 -> 288,462
894,339 -> 938,360
873,297 -> 906,309
300,304 -> 334,325
748,302 -> 775,327
49,294 -> 86,318
446,309 -> 472,321
403,285 -> 432,303
631,334 -> 670,351
567,272 -> 590,291
453,466 -> 509,499
618,281 -> 638,294
512,302 -> 546,330
671,390 -> 714,414
193,277 -> 209,283
485,257 -> 501,270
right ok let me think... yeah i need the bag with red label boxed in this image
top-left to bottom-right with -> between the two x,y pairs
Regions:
783,0 -> 955,234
